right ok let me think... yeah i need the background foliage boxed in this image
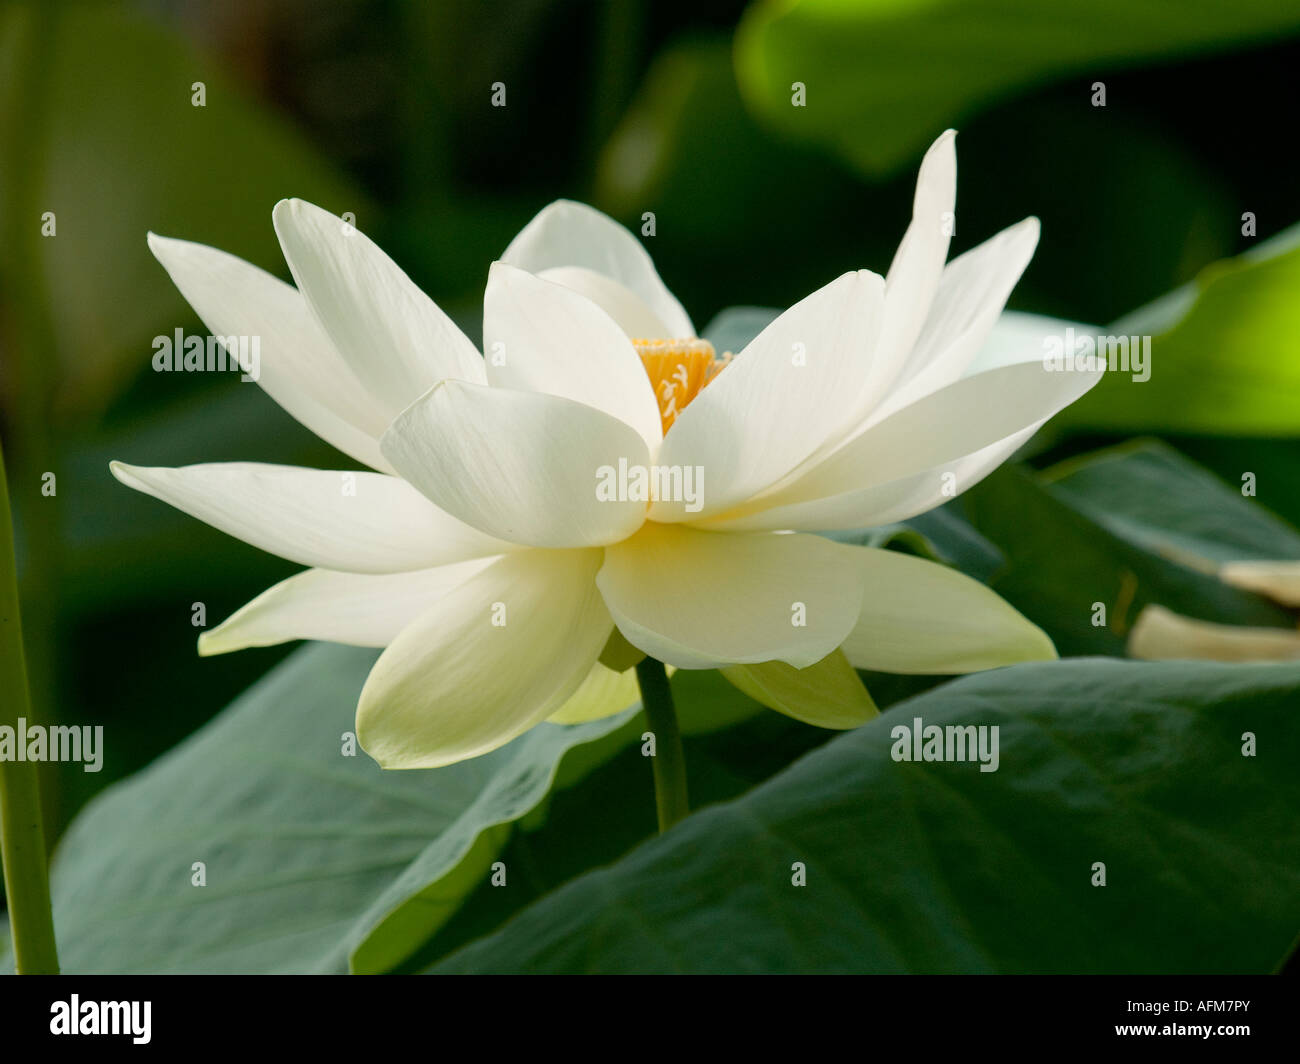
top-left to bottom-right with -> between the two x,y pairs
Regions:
0,0 -> 1297,973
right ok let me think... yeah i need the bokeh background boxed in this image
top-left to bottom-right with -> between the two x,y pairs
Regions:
2,0 -> 1299,861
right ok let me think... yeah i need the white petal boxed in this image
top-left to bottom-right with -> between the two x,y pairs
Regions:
357,548 -> 612,769
272,199 -> 485,418
652,269 -> 886,521
967,310 -> 1094,375
705,225 -> 1042,532
381,380 -> 649,549
148,233 -> 394,471
1129,604 -> 1300,663
545,660 -> 642,725
838,547 -> 1055,673
502,199 -> 693,337
596,524 -> 866,669
536,266 -> 671,338
109,461 -> 512,573
198,558 -> 498,655
877,130 -> 957,373
719,650 -> 877,730
483,262 -> 662,452
704,422 -> 1043,533
804,360 -> 1100,495
1218,560 -> 1300,607
880,217 -> 1040,416
708,358 -> 1101,530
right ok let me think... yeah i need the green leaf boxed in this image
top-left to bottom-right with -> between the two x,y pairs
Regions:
0,3 -> 368,416
22,643 -> 638,974
825,506 -> 1006,584
734,0 -> 1300,176
407,691 -> 835,970
429,658 -> 1300,973
1053,224 -> 1300,435
904,506 -> 1005,583
820,523 -> 943,560
1045,438 -> 1300,569
960,464 -> 1293,656
1169,437 -> 1300,531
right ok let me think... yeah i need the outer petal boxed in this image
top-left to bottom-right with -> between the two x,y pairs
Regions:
880,216 -> 1040,416
652,269 -> 886,522
381,380 -> 649,549
705,358 -> 1102,531
1128,604 -> 1300,662
702,311 -> 1078,533
545,660 -> 642,725
198,558 -> 497,655
722,220 -> 1041,528
501,199 -> 693,337
703,422 -> 1043,533
1218,560 -> 1300,607
798,360 -> 1102,496
878,129 -> 957,373
596,524 -> 866,669
483,262 -> 662,452
966,310 -> 1094,376
720,650 -> 877,730
272,199 -> 485,418
838,547 -> 1055,673
357,548 -> 613,769
109,461 -> 512,573
148,233 -> 394,471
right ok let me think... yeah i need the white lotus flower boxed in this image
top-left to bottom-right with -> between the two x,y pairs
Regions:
112,130 -> 1100,769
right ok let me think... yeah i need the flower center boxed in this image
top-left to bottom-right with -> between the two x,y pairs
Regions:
633,337 -> 731,433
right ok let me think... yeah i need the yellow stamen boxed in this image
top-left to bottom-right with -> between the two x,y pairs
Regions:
633,337 -> 732,433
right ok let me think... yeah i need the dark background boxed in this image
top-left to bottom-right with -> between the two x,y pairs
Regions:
1,0 -> 1298,848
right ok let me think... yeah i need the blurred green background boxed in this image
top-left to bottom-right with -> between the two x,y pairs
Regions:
2,0 -> 1299,858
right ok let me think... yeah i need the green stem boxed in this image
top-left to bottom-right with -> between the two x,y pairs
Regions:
634,657 -> 689,833
0,436 -> 59,974
4,0 -> 62,846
